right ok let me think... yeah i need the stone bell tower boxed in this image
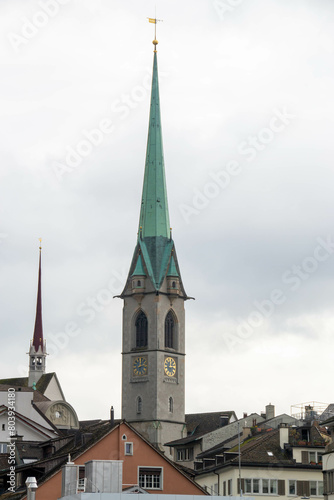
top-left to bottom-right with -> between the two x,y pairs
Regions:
119,36 -> 190,455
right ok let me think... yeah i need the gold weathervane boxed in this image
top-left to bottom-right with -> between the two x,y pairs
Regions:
147,16 -> 163,49
39,237 -> 42,250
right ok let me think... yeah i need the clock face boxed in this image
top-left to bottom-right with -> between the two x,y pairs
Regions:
133,356 -> 148,376
164,357 -> 176,377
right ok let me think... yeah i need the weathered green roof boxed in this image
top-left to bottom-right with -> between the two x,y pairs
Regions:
139,237 -> 174,289
131,254 -> 146,276
120,49 -> 188,297
167,255 -> 179,277
138,51 -> 170,240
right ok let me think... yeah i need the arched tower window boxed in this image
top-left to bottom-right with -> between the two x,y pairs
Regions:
168,397 -> 173,413
165,311 -> 175,349
135,311 -> 148,348
137,396 -> 143,414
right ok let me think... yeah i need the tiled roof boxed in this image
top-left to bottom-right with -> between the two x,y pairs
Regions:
186,411 -> 236,435
234,430 -> 291,465
166,411 -> 238,446
195,425 -> 328,474
0,372 -> 56,395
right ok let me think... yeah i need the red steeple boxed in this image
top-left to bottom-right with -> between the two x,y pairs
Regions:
32,242 -> 43,351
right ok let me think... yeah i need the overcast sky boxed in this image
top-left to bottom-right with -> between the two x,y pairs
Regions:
1,0 -> 334,422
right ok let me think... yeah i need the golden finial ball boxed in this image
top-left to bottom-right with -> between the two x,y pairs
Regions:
153,39 -> 158,46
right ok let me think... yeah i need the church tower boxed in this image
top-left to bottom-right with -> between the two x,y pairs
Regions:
28,242 -> 47,387
120,36 -> 189,454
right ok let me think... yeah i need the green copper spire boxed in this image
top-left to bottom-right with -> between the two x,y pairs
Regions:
138,50 -> 170,239
120,42 -> 187,297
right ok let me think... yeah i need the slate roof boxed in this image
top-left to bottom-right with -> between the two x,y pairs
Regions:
186,411 -> 237,435
194,426 -> 328,475
166,410 -> 237,446
0,372 -> 55,394
230,429 -> 291,465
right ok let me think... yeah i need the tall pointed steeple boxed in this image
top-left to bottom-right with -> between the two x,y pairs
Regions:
122,40 -> 187,294
139,49 -> 170,240
28,240 -> 47,387
120,34 -> 190,456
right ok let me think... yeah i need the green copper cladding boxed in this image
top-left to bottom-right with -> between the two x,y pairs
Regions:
167,255 -> 179,277
138,51 -> 170,239
120,47 -> 188,294
131,254 -> 146,277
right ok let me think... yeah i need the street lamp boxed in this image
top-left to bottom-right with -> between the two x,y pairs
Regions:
25,477 -> 38,500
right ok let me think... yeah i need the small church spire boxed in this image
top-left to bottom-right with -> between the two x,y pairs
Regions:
32,239 -> 43,351
28,239 -> 47,387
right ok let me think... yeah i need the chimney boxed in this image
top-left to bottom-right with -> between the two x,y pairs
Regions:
85,460 -> 122,493
279,424 -> 289,450
243,412 -> 248,419
61,460 -> 78,497
110,406 -> 114,427
265,403 -> 275,420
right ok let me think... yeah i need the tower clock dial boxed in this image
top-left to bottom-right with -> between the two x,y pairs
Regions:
164,357 -> 176,377
133,356 -> 148,376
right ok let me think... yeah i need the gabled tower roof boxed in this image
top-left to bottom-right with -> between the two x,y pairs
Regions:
32,244 -> 43,351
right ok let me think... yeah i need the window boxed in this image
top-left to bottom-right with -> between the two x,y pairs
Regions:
135,311 -> 148,348
138,467 -> 162,490
125,442 -> 133,455
122,434 -> 127,440
0,443 -> 7,454
165,311 -> 175,348
289,480 -> 297,495
168,397 -> 173,413
2,424 -> 5,431
310,481 -> 323,496
137,280 -> 141,287
77,466 -> 86,493
262,479 -> 269,494
136,396 -> 142,414
176,447 -> 194,461
245,478 -> 278,495
309,451 -> 322,464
